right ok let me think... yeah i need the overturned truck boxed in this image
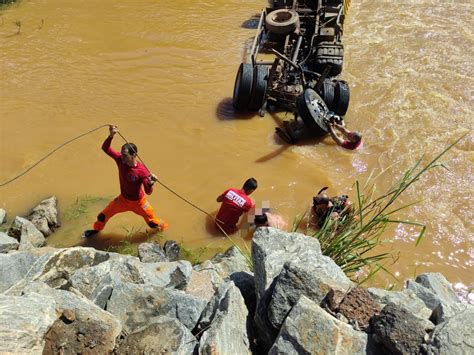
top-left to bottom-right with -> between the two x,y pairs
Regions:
233,0 -> 350,138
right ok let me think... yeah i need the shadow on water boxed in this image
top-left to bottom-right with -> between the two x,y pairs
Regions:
77,230 -> 154,251
241,14 -> 261,29
216,97 -> 257,121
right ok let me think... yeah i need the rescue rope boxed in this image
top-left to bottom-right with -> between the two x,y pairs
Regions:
0,124 -> 109,187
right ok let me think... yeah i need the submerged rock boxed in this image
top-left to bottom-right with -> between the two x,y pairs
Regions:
26,196 -> 60,237
8,216 -> 46,250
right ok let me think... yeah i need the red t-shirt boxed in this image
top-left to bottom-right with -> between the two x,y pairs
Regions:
216,188 -> 254,229
102,136 -> 153,201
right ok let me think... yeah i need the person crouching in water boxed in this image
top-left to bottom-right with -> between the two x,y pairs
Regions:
83,125 -> 168,238
327,117 -> 363,150
215,178 -> 257,234
312,187 -> 353,228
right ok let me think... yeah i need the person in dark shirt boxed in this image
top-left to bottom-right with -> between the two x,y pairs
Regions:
215,178 -> 257,234
83,125 -> 167,238
328,121 -> 363,150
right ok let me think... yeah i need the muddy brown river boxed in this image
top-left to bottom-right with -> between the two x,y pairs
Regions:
0,0 -> 472,296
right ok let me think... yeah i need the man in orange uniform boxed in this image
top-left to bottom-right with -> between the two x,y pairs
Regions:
83,125 -> 167,238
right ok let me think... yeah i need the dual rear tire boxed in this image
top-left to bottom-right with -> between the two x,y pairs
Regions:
233,63 -> 268,112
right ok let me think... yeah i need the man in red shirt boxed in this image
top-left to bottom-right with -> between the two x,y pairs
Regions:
83,125 -> 167,238
215,178 -> 257,234
328,121 -> 363,150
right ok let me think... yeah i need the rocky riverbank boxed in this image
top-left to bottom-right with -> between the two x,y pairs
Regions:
0,197 -> 473,354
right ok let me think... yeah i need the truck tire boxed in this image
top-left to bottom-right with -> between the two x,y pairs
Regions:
313,42 -> 344,76
333,80 -> 350,116
265,9 -> 299,35
248,65 -> 268,111
233,63 -> 254,111
296,88 -> 329,136
319,80 -> 335,110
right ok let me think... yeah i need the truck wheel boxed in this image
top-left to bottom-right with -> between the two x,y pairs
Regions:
248,65 -> 268,111
319,80 -> 335,110
233,63 -> 254,111
333,80 -> 350,116
265,9 -> 299,35
296,88 -> 329,136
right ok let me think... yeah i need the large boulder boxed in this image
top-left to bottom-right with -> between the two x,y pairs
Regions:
138,242 -> 167,263
186,270 -> 216,304
23,282 -> 122,353
415,273 -> 460,305
252,228 -> 324,300
106,282 -> 207,334
4,247 -> 124,295
372,303 -> 428,354
137,260 -> 192,290
0,232 -> 19,253
267,260 -> 352,330
0,293 -> 57,353
252,228 -> 351,348
0,248 -> 55,293
198,281 -> 251,355
26,196 -> 60,236
8,216 -> 46,250
427,303 -> 474,354
269,296 -> 368,354
407,279 -> 442,311
116,317 -> 197,355
164,240 -> 180,261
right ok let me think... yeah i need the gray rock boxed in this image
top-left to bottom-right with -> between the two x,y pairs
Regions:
198,281 -> 251,355
368,287 -> 433,321
8,216 -> 46,250
0,208 -> 6,224
252,228 -> 349,348
107,282 -> 207,334
0,232 -> 19,253
372,303 -> 427,355
138,260 -> 192,290
432,302 -> 473,325
210,245 -> 251,277
26,196 -> 60,236
267,259 -> 352,330
229,271 -> 256,316
0,293 -> 57,353
415,273 -> 460,305
186,270 -> 216,304
193,260 -> 225,290
269,296 -> 367,355
252,228 -> 323,300
428,304 -> 474,354
407,279 -> 442,311
117,316 -> 197,355
23,282 -> 122,352
4,247 -> 120,294
0,248 -> 55,293
164,240 -> 180,261
70,258 -> 144,308
138,242 -> 168,263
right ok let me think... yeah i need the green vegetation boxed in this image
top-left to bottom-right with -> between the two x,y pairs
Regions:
293,136 -> 463,284
180,243 -> 216,266
63,195 -> 107,221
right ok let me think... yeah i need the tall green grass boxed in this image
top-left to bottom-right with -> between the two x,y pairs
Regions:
294,136 -> 465,283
